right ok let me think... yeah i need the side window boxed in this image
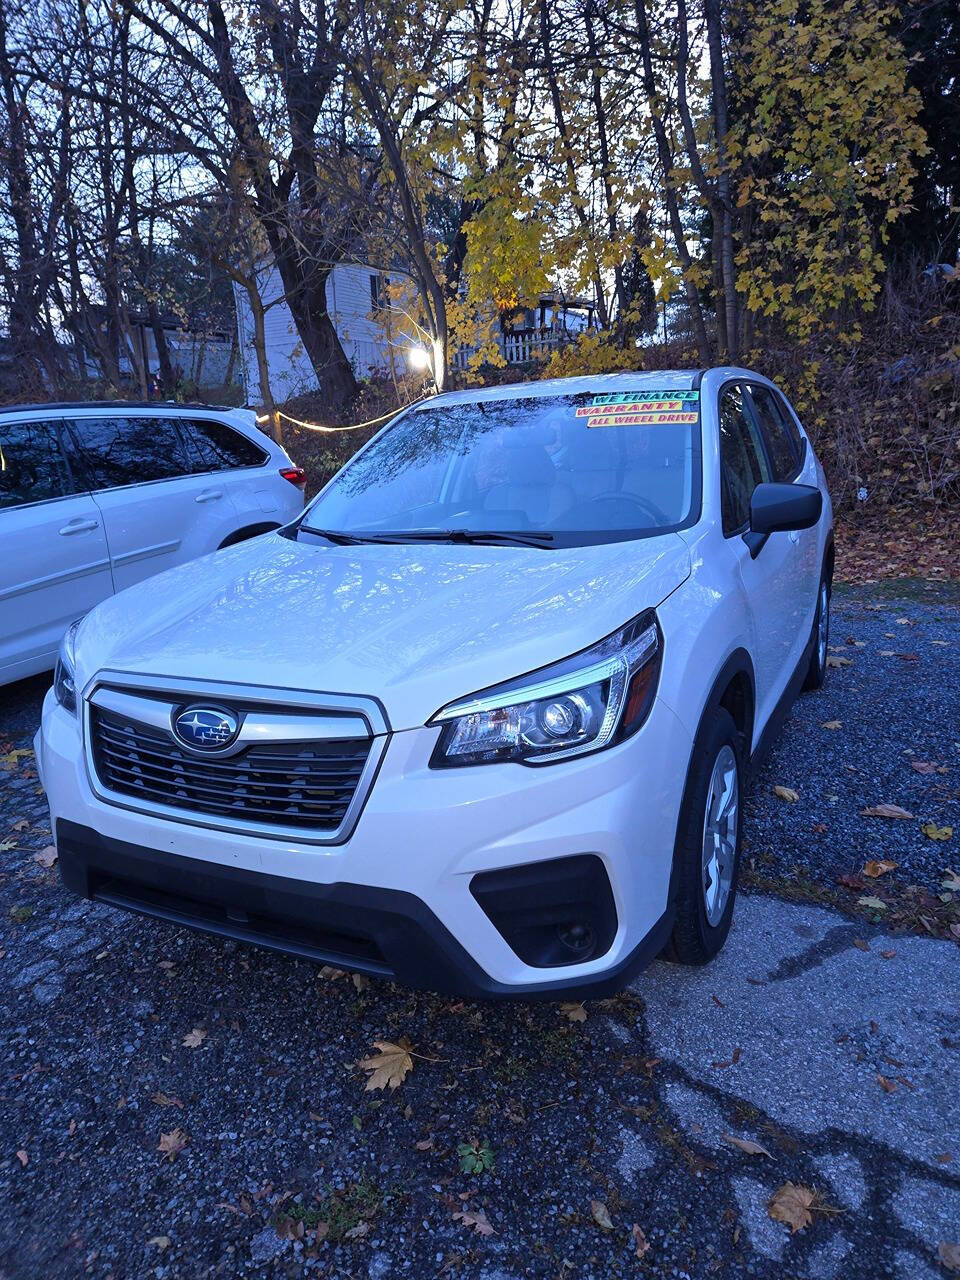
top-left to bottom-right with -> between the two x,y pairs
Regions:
773,390 -> 806,463
718,385 -> 771,535
69,416 -> 193,489
0,420 -> 73,509
180,418 -> 267,472
746,385 -> 798,482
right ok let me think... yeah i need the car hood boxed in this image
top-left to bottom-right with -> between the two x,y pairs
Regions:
76,532 -> 691,731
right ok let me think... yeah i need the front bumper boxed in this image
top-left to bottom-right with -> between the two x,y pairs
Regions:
38,684 -> 693,996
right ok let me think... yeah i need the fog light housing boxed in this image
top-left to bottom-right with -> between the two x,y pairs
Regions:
470,854 -> 616,967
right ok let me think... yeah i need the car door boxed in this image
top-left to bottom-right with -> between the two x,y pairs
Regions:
177,415 -> 279,527
0,416 -> 113,682
717,384 -> 798,732
744,383 -> 821,664
65,413 -> 238,594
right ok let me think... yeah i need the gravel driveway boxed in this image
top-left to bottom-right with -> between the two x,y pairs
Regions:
1,584 -> 958,1279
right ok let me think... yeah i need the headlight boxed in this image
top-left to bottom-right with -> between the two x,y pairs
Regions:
53,620 -> 81,715
430,611 -> 661,767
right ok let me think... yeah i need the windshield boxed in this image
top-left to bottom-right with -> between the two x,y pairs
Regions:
301,389 -> 701,546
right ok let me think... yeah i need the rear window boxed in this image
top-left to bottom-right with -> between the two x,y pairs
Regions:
0,419 -> 73,508
68,416 -> 193,488
181,418 -> 267,471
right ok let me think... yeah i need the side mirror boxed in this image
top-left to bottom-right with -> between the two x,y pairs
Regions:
743,482 -> 822,558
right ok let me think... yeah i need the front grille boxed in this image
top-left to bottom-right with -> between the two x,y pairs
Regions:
90,706 -> 372,831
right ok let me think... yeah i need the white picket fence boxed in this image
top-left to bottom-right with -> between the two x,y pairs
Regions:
452,330 -> 572,371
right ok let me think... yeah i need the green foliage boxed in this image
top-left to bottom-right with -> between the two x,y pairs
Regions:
457,1138 -> 495,1175
729,0 -> 928,337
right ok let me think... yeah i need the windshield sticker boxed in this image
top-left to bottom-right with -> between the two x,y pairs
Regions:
578,390 -> 699,428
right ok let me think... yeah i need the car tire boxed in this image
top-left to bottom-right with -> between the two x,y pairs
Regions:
802,572 -> 831,692
663,707 -> 743,966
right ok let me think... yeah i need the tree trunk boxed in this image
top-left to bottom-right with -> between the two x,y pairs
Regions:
704,0 -> 739,361
634,0 -> 712,363
246,282 -> 281,444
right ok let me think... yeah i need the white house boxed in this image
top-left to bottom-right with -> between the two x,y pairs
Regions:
232,261 -> 401,404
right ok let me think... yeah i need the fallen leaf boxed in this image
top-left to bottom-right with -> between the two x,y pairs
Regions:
860,804 -> 914,820
559,1002 -> 587,1022
877,1073 -> 897,1094
345,1222 -> 369,1240
821,720 -> 842,730
712,1047 -> 742,1069
936,1153 -> 952,1164
632,1223 -> 650,1259
32,846 -> 57,868
147,1236 -> 171,1251
939,1242 -> 960,1274
181,1028 -> 206,1048
911,761 -> 948,774
157,1128 -> 188,1161
16,1149 -> 27,1167
414,1137 -> 434,1151
853,938 -> 871,952
452,1208 -> 495,1236
773,786 -> 799,803
319,965 -> 346,980
768,1182 -> 815,1233
858,896 -> 888,911
863,859 -> 897,877
826,655 -> 852,667
351,972 -> 370,991
722,1132 -> 772,1157
942,870 -> 960,892
359,1040 -> 414,1091
922,823 -> 953,841
590,1199 -> 614,1231
880,949 -> 897,959
11,818 -> 28,831
151,1092 -> 184,1109
0,748 -> 33,767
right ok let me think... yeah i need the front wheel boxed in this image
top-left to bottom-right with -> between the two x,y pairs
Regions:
663,707 -> 743,966
802,574 -> 830,692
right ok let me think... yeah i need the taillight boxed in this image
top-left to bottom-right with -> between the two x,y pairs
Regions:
279,466 -> 306,489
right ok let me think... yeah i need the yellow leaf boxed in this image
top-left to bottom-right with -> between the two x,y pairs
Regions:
863,859 -> 897,877
774,786 -> 799,802
359,1040 -> 414,1091
922,823 -> 953,841
768,1182 -> 815,1233
560,1002 -> 587,1023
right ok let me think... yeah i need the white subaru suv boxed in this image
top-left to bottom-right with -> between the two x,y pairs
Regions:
36,371 -> 833,997
0,402 -> 305,685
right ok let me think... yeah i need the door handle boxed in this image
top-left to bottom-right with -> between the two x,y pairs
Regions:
195,489 -> 224,503
59,518 -> 99,535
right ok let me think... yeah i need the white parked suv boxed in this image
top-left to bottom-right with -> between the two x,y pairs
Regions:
37,371 -> 833,997
1,402 -> 304,685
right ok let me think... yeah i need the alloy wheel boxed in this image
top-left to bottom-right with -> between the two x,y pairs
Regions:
701,744 -> 739,927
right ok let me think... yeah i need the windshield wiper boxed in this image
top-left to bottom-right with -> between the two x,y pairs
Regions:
300,528 -> 380,546
381,529 -> 556,549
301,527 -> 555,549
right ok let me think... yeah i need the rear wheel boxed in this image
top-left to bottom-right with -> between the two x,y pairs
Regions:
663,707 -> 743,966
802,574 -> 830,691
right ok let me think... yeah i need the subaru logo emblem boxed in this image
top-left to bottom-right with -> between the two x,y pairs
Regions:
172,705 -> 240,751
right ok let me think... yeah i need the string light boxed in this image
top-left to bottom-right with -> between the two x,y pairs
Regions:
256,395 -> 429,434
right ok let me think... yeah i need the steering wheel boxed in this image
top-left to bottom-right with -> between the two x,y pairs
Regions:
559,492 -> 671,529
